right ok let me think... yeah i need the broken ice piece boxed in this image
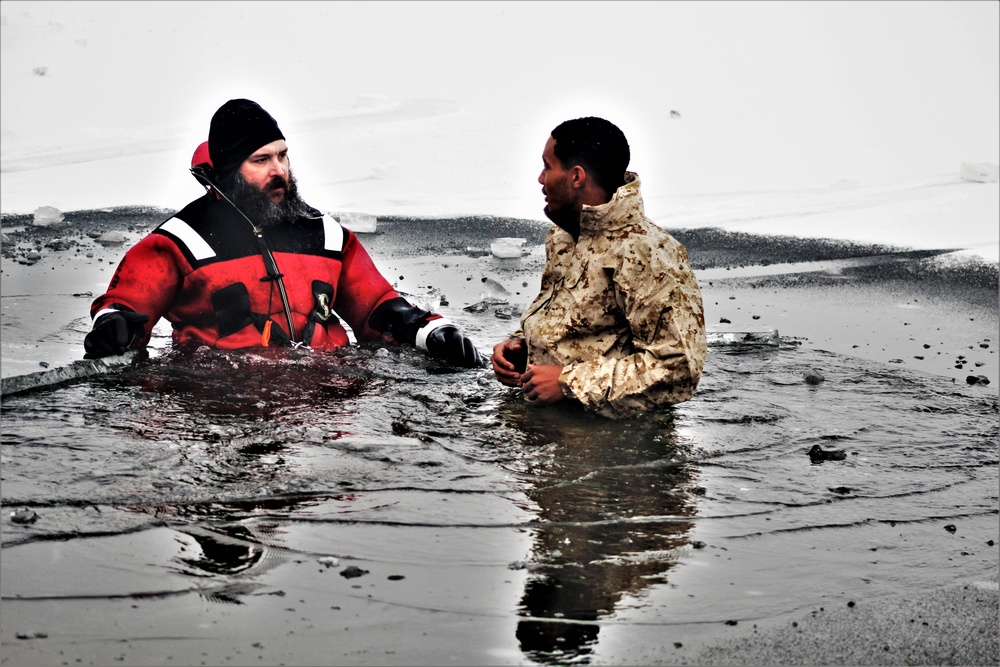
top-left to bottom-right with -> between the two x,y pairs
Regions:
490,237 -> 526,258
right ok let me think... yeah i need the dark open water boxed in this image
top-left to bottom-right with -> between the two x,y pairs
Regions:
1,213 -> 997,664
2,317 -> 997,664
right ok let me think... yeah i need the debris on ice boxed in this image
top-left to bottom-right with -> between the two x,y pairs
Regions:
490,237 -> 526,259
479,277 -> 511,300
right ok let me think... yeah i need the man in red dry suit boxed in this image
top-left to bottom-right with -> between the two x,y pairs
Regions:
84,98 -> 484,368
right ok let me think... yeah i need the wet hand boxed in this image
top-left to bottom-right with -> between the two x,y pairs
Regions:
84,310 -> 150,358
425,325 -> 486,368
492,338 -> 526,387
521,364 -> 565,405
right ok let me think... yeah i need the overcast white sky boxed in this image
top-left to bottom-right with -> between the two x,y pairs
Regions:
2,0 -> 998,245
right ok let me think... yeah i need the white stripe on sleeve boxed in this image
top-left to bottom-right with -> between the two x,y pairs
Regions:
159,217 -> 216,261
323,214 -> 345,253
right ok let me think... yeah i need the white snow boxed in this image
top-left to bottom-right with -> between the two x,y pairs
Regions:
961,162 -> 1000,183
2,1 -> 997,261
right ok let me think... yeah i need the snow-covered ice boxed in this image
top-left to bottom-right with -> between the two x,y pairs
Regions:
2,1 -> 997,261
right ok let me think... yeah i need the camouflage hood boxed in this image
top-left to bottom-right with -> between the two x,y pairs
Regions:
579,170 -> 645,233
516,172 -> 707,418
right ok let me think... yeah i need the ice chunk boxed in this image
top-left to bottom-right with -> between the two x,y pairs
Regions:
479,277 -> 511,301
463,301 -> 489,313
490,237 -> 526,258
707,326 -> 780,347
960,163 -> 999,183
32,205 -> 64,227
337,212 -> 377,233
1,350 -> 145,398
95,231 -> 126,246
401,288 -> 442,313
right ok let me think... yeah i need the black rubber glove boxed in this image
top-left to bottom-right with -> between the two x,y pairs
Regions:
425,325 -> 486,368
84,310 -> 150,358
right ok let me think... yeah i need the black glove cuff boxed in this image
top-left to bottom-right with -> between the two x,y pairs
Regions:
368,297 -> 434,345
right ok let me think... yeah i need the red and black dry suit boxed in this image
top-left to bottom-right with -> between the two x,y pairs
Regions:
90,193 -> 449,352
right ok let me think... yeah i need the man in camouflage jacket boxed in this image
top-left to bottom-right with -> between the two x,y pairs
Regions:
491,117 -> 706,418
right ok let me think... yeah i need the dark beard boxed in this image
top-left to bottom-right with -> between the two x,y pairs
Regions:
221,169 -> 310,228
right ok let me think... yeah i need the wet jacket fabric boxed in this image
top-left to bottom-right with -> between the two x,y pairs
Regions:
90,194 -> 402,351
514,172 -> 707,418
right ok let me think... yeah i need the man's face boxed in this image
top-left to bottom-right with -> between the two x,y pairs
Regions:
226,140 -> 305,228
238,139 -> 290,203
538,136 -> 577,219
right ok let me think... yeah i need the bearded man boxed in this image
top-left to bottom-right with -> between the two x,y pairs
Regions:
84,99 -> 484,368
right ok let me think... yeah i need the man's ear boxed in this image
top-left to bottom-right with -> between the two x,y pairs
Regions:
569,164 -> 588,189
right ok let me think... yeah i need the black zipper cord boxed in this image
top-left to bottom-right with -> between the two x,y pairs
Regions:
191,165 -> 297,343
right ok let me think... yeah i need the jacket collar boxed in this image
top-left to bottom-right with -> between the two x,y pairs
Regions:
579,171 -> 643,235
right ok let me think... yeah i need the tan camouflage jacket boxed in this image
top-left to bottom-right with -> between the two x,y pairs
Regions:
513,172 -> 707,418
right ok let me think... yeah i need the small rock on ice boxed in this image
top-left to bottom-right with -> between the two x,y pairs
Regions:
10,508 -> 39,524
803,369 -> 825,385
340,565 -> 369,579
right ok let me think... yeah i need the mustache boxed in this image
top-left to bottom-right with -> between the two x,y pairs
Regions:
221,168 -> 308,228
265,175 -> 288,191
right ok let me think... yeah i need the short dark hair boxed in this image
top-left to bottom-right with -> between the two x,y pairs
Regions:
550,117 -> 630,195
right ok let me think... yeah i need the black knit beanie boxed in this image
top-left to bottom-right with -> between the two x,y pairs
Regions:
208,99 -> 285,178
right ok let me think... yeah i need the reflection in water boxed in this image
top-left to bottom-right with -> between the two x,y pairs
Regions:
500,406 -> 697,664
4,327 -> 994,665
107,345 -> 700,654
161,522 -> 286,605
175,525 -> 265,577
103,349 -> 378,605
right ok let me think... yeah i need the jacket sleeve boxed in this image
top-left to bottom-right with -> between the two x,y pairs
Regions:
89,233 -> 187,347
331,228 -> 402,342
559,240 -> 707,418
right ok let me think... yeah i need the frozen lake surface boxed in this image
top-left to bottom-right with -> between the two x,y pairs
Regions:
2,215 -> 996,665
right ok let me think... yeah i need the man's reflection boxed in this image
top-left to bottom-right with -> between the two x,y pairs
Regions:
502,404 -> 698,664
137,495 -> 339,605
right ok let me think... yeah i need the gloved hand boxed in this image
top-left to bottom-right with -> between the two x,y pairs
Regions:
425,325 -> 486,368
84,310 -> 150,358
